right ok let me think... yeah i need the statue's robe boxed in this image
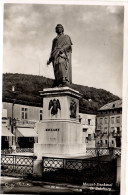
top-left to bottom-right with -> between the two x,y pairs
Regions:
50,34 -> 72,85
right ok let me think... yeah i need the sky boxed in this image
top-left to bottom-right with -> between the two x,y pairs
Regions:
3,3 -> 124,97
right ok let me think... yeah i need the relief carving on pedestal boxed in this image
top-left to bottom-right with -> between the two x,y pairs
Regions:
70,99 -> 77,118
48,99 -> 61,115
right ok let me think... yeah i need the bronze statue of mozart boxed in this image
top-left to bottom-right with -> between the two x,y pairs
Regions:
47,24 -> 73,87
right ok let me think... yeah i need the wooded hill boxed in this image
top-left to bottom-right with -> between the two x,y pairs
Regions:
2,73 -> 120,114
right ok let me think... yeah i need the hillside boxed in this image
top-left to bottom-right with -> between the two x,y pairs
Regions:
2,73 -> 120,114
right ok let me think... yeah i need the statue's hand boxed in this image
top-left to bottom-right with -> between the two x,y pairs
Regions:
47,57 -> 53,65
47,60 -> 50,65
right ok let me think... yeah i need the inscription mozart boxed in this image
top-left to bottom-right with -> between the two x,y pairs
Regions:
45,128 -> 60,131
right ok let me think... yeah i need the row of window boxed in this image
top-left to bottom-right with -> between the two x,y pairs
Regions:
3,137 -> 34,142
82,119 -> 92,125
97,140 -> 114,145
85,137 -> 115,145
99,116 -> 120,124
102,127 -> 120,132
21,108 -> 93,124
21,107 -> 43,120
99,109 -> 121,115
111,127 -> 120,133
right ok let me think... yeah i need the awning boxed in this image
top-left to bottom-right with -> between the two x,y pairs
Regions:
16,128 -> 38,137
1,126 -> 14,136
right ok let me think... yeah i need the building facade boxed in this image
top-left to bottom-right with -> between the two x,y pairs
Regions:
2,102 -> 43,122
96,100 -> 122,148
2,102 -> 43,149
79,113 -> 96,148
2,102 -> 96,149
1,109 -> 13,149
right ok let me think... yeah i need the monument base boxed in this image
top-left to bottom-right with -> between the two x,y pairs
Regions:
33,143 -> 86,177
34,143 -> 86,160
33,87 -> 86,177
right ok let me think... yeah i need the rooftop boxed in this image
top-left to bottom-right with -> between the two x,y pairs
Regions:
99,99 -> 122,111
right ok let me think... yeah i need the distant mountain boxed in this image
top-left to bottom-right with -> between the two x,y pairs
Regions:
2,73 -> 120,114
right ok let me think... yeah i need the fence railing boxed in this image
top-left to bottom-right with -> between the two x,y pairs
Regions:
1,147 -> 121,158
1,154 -> 34,175
1,148 -> 34,154
16,147 -> 34,153
86,147 -> 121,158
86,148 -> 121,157
113,148 -> 121,157
42,156 -> 117,184
86,148 -> 109,157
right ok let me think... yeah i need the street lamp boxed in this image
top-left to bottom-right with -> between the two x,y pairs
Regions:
96,141 -> 102,160
8,86 -> 19,149
95,129 -> 103,159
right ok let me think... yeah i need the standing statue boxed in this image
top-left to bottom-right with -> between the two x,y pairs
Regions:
47,24 -> 73,87
70,99 -> 77,118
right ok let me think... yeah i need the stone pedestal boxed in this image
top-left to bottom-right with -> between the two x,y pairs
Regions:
33,87 -> 86,177
116,157 -> 121,186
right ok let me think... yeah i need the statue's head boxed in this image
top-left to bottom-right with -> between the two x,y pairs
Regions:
55,24 -> 64,33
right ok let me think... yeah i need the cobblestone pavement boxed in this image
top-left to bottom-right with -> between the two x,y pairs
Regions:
0,176 -> 83,194
0,176 -> 120,194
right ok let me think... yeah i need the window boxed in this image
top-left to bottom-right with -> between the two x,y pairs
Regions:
82,118 -> 85,125
104,118 -> 108,124
104,127 -> 107,134
111,117 -> 114,124
2,117 -> 7,120
100,118 -> 103,125
111,127 -> 115,131
88,134 -> 91,141
116,117 -> 120,123
112,140 -> 114,145
117,127 -> 120,134
88,119 -> 91,125
85,137 -> 88,143
40,110 -> 43,121
117,110 -> 120,114
21,107 -> 28,119
100,118 -> 103,124
105,140 -> 108,144
83,128 -> 87,132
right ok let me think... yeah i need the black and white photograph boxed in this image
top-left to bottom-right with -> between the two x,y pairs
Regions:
0,0 -> 128,194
